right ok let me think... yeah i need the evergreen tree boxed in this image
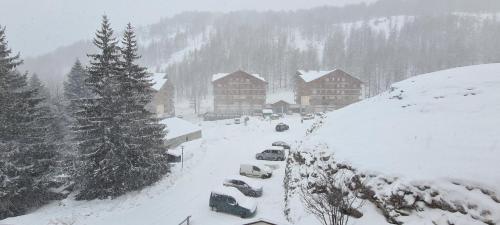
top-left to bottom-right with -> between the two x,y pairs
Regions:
119,23 -> 169,191
63,59 -> 92,105
73,15 -> 124,200
0,26 -> 59,219
74,17 -> 168,200
62,59 -> 92,178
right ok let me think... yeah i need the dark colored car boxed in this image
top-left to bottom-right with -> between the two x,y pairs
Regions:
272,141 -> 290,150
209,188 -> 257,218
223,177 -> 263,197
275,123 -> 289,132
255,148 -> 285,161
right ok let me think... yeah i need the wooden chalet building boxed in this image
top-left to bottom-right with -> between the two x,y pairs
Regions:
147,72 -> 175,118
212,70 -> 267,114
295,69 -> 364,112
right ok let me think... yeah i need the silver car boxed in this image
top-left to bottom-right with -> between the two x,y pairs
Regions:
223,177 -> 263,197
255,148 -> 285,161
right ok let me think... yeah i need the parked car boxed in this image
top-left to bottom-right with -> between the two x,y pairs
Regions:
275,123 -> 289,132
315,112 -> 327,118
270,114 -> 280,120
223,177 -> 263,197
302,114 -> 315,120
234,118 -> 241,124
255,148 -> 285,161
209,187 -> 257,218
239,164 -> 272,179
176,115 -> 184,119
272,141 -> 290,150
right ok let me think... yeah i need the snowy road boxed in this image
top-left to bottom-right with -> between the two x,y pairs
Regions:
2,116 -> 315,225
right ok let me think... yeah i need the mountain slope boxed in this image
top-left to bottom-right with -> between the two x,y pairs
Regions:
309,63 -> 500,190
286,63 -> 500,224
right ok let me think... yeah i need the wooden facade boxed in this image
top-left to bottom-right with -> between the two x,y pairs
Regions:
212,70 -> 267,114
147,73 -> 175,118
295,69 -> 363,112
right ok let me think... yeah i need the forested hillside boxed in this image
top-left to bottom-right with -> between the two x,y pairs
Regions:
22,0 -> 500,101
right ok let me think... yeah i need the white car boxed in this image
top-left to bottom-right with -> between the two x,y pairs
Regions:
239,164 -> 272,179
234,118 -> 241,124
302,114 -> 315,120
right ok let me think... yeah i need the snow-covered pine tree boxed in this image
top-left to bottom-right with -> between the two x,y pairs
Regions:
119,23 -> 168,190
62,59 -> 92,180
73,15 -> 128,200
0,26 -> 59,220
63,59 -> 92,113
75,16 -> 168,200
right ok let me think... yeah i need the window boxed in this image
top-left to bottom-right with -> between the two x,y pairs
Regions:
227,197 -> 236,205
253,166 -> 261,171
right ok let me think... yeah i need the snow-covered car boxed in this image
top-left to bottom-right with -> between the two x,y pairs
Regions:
255,148 -> 285,161
234,118 -> 241,124
302,114 -> 315,120
176,115 -> 184,119
223,177 -> 263,197
275,123 -> 289,132
239,164 -> 272,179
209,187 -> 257,218
272,141 -> 290,150
270,114 -> 280,120
315,112 -> 326,118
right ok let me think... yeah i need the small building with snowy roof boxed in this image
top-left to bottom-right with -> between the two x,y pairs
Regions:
161,117 -> 202,149
147,71 -> 175,118
295,69 -> 364,112
265,91 -> 298,114
212,70 -> 267,114
241,218 -> 291,225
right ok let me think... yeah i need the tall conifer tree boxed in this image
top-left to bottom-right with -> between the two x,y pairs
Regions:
119,23 -> 168,190
0,26 -> 58,219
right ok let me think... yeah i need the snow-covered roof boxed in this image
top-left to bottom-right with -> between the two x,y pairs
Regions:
297,69 -> 363,83
161,117 -> 201,140
266,91 -> 296,104
243,218 -> 291,225
262,109 -> 273,114
212,71 -> 266,83
150,72 -> 168,91
297,69 -> 336,82
211,187 -> 257,211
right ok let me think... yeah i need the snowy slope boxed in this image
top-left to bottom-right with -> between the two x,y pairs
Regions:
306,63 -> 500,192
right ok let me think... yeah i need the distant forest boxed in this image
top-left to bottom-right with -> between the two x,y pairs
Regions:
22,0 -> 500,100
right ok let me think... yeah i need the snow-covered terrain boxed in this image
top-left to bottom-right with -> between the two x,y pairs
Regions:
1,116 -> 315,225
306,63 -> 500,192
2,64 -> 499,225
288,63 -> 500,225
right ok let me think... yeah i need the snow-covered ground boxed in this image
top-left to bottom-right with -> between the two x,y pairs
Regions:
2,116 -> 315,225
288,63 -> 500,225
304,63 -> 500,193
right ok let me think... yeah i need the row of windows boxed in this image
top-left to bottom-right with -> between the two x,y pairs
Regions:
312,90 -> 360,95
216,83 -> 264,88
311,83 -> 361,89
215,90 -> 266,95
215,95 -> 266,100
310,95 -> 358,103
215,100 -> 264,105
324,77 -> 347,82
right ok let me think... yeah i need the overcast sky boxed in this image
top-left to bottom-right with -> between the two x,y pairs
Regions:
0,0 -> 373,57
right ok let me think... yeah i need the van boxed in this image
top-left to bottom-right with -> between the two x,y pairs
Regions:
239,164 -> 272,179
209,187 -> 257,218
255,148 -> 285,161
